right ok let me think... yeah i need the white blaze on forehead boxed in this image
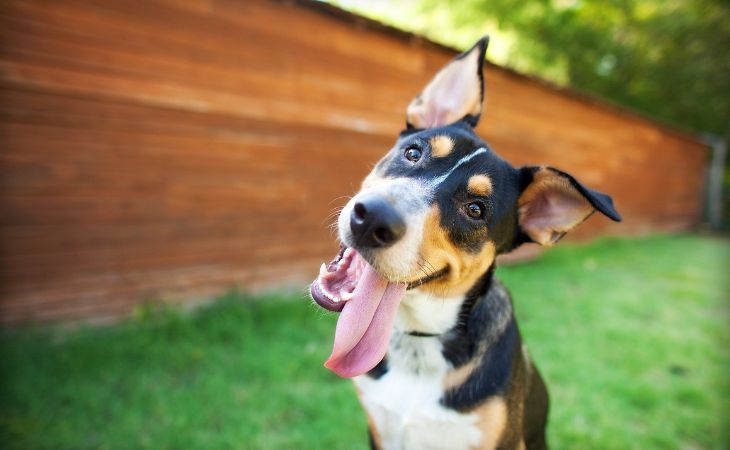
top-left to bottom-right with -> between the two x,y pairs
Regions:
428,147 -> 488,189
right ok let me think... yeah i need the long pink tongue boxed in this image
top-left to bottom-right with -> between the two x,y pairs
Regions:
325,263 -> 406,378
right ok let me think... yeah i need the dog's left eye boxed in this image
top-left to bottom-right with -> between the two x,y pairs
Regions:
404,146 -> 422,162
465,202 -> 484,219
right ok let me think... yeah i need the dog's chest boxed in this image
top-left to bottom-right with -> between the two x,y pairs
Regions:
353,293 -> 482,450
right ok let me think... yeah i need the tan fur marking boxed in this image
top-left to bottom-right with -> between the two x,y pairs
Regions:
430,135 -> 455,157
418,205 -> 496,297
522,345 -> 533,392
518,167 -> 594,246
472,397 -> 508,450
467,174 -> 493,196
443,359 -> 479,391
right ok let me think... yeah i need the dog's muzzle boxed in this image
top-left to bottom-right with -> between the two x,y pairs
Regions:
349,194 -> 406,249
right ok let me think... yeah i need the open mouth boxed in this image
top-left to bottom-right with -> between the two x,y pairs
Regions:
309,245 -> 447,378
311,245 -> 449,311
310,246 -> 363,312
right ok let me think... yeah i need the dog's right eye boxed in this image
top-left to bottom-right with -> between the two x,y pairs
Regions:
465,202 -> 484,219
404,146 -> 422,162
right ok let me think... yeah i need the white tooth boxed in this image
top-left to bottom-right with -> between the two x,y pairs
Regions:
319,263 -> 328,276
344,248 -> 353,258
317,277 -> 344,303
341,291 -> 354,301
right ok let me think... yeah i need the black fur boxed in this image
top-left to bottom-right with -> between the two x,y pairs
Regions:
374,119 -> 621,257
335,35 -> 620,450
358,86 -> 619,449
441,319 -> 518,411
440,272 -> 520,412
439,267 -> 495,367
365,357 -> 389,379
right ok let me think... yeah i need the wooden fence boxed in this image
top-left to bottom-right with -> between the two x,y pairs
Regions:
0,0 -> 707,324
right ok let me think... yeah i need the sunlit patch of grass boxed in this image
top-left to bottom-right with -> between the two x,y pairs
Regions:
1,234 -> 728,449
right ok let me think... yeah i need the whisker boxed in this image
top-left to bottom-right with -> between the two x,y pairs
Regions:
328,195 -> 352,205
415,260 -> 432,280
324,206 -> 345,220
321,206 -> 346,227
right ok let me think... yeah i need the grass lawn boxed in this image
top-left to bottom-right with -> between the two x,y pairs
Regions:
1,234 -> 728,449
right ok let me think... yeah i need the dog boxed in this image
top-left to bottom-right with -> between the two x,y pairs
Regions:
310,36 -> 621,450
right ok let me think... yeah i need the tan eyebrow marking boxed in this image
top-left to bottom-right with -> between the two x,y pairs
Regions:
429,135 -> 455,157
468,174 -> 493,196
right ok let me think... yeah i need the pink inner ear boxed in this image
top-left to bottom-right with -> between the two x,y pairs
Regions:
522,190 -> 585,229
519,177 -> 594,246
407,46 -> 483,129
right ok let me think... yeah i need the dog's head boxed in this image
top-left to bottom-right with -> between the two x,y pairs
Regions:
311,37 -> 621,377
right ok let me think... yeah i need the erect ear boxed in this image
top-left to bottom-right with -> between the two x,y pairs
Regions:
518,166 -> 622,246
406,36 -> 489,130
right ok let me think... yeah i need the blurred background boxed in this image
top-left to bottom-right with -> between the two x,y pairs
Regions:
0,0 -> 727,449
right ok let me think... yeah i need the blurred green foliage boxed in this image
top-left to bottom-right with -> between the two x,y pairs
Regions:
420,0 -> 729,137
336,0 -> 730,137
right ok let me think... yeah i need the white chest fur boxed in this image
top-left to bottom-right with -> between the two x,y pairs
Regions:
353,291 -> 482,450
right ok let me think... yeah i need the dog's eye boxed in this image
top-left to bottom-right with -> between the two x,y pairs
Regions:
465,202 -> 484,219
404,146 -> 422,162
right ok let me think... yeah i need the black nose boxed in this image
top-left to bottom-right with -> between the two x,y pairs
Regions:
350,195 -> 406,248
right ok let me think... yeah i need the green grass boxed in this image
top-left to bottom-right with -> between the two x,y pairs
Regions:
1,235 -> 728,450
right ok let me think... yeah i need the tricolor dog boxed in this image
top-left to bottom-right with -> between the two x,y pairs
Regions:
310,37 -> 621,450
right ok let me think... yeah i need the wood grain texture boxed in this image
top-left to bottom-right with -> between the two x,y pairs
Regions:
0,0 -> 708,324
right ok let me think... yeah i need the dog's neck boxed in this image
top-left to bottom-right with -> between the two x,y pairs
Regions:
390,267 -> 513,369
396,267 -> 498,335
374,267 -> 514,380
396,290 -> 467,336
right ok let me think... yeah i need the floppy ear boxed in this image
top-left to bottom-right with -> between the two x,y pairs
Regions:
406,36 -> 489,129
518,166 -> 622,246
